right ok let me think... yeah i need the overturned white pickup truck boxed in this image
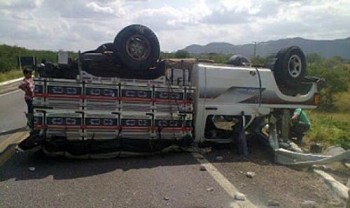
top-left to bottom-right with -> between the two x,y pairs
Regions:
19,24 -> 323,157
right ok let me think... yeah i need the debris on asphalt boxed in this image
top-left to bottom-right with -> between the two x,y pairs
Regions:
301,200 -> 318,208
310,143 -> 323,153
288,142 -> 303,153
311,164 -> 328,171
328,199 -> 344,207
267,199 -> 280,207
325,146 -> 345,156
240,183 -> 247,188
246,171 -> 256,178
206,187 -> 214,192
314,169 -> 349,200
163,196 -> 169,201
200,165 -> 207,171
261,160 -> 270,165
28,167 -> 35,171
234,192 -> 246,201
345,163 -> 350,169
200,147 -> 212,154
196,155 -> 204,159
215,156 -> 223,161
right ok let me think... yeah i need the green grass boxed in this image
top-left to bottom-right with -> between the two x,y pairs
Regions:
0,69 -> 23,82
307,111 -> 350,149
305,80 -> 350,149
334,90 -> 350,113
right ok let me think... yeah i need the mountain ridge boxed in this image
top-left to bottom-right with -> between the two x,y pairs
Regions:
183,37 -> 350,58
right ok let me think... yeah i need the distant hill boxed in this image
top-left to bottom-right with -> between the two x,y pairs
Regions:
183,37 -> 350,59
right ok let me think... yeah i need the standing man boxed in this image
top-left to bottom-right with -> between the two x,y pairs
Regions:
19,68 -> 34,130
290,108 -> 311,144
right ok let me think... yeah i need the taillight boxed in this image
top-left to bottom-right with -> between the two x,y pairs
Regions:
314,94 -> 321,105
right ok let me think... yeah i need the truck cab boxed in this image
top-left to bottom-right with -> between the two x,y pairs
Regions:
191,62 -> 320,143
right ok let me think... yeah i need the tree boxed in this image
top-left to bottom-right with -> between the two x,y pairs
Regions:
0,44 -> 76,73
174,50 -> 190,58
307,56 -> 349,111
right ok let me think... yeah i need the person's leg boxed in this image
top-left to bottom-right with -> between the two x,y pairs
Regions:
25,99 -> 34,129
26,99 -> 33,114
294,121 -> 309,144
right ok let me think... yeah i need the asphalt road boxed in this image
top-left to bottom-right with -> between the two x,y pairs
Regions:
0,146 -> 342,208
0,90 -> 27,141
0,151 -> 253,208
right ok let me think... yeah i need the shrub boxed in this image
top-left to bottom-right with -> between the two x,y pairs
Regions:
307,55 -> 350,111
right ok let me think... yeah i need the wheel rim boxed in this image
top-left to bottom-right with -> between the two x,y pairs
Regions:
288,54 -> 302,78
125,34 -> 151,61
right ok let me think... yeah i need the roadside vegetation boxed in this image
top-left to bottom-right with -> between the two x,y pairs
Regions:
1,44 -> 349,149
0,69 -> 22,82
0,44 -> 74,82
305,55 -> 350,149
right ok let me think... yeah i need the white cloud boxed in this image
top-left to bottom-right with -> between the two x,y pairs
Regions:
86,2 -> 114,14
0,0 -> 349,52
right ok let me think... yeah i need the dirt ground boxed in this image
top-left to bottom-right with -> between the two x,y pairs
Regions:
203,137 -> 349,208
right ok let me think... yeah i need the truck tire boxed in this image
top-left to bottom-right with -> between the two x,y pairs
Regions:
227,55 -> 250,66
114,24 -> 160,71
273,46 -> 306,87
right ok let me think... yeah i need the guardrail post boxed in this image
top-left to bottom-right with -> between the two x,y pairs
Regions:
281,109 -> 290,142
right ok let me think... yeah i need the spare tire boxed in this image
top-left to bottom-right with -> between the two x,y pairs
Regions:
273,46 -> 306,87
114,24 -> 160,71
227,55 -> 250,66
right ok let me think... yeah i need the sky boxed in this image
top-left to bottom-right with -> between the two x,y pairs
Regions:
0,0 -> 349,52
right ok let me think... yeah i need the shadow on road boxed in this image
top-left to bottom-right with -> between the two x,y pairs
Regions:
0,136 -> 274,182
0,151 -> 199,181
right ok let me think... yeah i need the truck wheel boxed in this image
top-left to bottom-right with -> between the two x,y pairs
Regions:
114,24 -> 160,71
227,55 -> 250,66
273,46 -> 306,86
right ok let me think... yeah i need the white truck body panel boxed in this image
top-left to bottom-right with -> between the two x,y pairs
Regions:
191,63 -> 318,142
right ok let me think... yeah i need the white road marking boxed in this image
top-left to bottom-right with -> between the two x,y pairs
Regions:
192,152 -> 256,208
0,89 -> 20,97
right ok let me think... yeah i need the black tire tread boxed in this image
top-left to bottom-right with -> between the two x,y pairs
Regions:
114,24 -> 160,71
274,46 -> 306,87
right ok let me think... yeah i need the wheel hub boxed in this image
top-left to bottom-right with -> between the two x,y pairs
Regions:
288,55 -> 302,78
126,34 -> 151,61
